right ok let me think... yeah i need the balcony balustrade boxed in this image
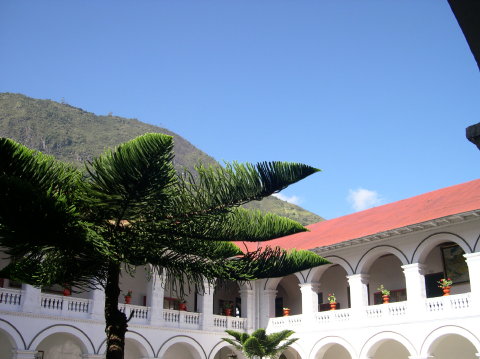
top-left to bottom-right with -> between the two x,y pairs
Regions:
267,292 -> 474,332
0,287 -> 474,335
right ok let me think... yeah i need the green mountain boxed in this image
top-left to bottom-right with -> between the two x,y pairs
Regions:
0,93 -> 323,225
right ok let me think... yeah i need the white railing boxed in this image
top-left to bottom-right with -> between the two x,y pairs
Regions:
269,314 -> 304,329
40,294 -> 91,318
268,293 -> 476,333
0,288 -> 22,310
425,293 -> 471,315
213,315 -> 247,330
118,303 -> 150,323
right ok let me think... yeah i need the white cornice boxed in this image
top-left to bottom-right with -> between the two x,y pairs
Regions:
310,209 -> 480,254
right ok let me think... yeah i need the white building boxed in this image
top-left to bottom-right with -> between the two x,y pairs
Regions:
1,179 -> 480,359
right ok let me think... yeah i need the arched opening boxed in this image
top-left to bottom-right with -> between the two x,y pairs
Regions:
275,274 -> 301,317
119,265 -> 149,306
163,275 -> 197,312
124,337 -> 149,359
315,343 -> 352,359
318,265 -> 349,311
281,346 -> 303,359
368,255 -> 406,304
212,345 -> 243,359
213,280 -> 241,316
427,333 -> 478,359
422,242 -> 470,297
35,333 -> 87,359
163,342 -> 203,359
0,329 -> 16,359
367,339 -> 411,359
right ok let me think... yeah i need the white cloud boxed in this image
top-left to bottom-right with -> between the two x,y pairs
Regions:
348,188 -> 382,212
272,193 -> 302,205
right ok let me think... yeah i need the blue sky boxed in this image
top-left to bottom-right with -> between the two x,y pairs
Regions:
1,1 -> 479,220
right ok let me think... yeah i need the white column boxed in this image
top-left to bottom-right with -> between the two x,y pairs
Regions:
259,289 -> 277,328
465,252 -> 480,309
21,284 -> 41,313
402,263 -> 427,316
90,287 -> 105,321
347,274 -> 369,308
299,282 -> 320,316
11,350 -> 38,359
147,271 -> 165,326
198,280 -> 215,330
239,287 -> 255,330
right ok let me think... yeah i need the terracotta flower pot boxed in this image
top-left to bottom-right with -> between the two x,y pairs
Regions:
224,308 -> 232,316
330,302 -> 337,311
124,295 -> 131,304
443,287 -> 451,296
382,295 -> 390,304
283,308 -> 290,316
63,288 -> 71,296
178,302 -> 187,311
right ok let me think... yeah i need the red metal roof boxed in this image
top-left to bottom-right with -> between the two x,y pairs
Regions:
240,179 -> 480,251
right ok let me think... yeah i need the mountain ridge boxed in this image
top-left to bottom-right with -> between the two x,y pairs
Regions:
0,92 -> 324,225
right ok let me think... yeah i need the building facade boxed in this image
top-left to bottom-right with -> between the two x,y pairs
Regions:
1,180 -> 480,359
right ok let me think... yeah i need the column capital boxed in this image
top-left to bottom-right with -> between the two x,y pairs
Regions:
11,350 -> 38,359
464,252 -> 480,262
263,289 -> 278,296
299,282 -> 321,292
347,273 -> 370,284
402,263 -> 427,275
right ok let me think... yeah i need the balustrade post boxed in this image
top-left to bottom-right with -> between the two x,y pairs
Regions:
464,252 -> 480,311
402,263 -> 427,317
198,279 -> 215,330
20,284 -> 41,314
147,271 -> 165,326
239,285 -> 255,331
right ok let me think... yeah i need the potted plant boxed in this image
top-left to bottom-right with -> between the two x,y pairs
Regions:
438,278 -> 453,296
327,293 -> 337,310
178,298 -> 187,311
62,284 -> 71,296
124,290 -> 132,304
223,301 -> 233,316
377,285 -> 390,303
283,307 -> 291,316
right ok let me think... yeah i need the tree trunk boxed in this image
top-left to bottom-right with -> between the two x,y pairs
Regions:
105,263 -> 128,359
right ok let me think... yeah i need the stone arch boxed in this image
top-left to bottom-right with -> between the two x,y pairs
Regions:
360,331 -> 416,359
264,277 -> 283,291
355,246 -> 409,274
412,232 -> 472,263
306,262 -> 348,284
309,336 -> 356,359
208,340 -> 242,359
28,324 -> 94,353
474,232 -> 480,252
323,256 -> 354,276
281,341 -> 306,359
0,318 -> 26,350
97,331 -> 155,358
420,325 -> 480,358
157,335 -> 206,359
